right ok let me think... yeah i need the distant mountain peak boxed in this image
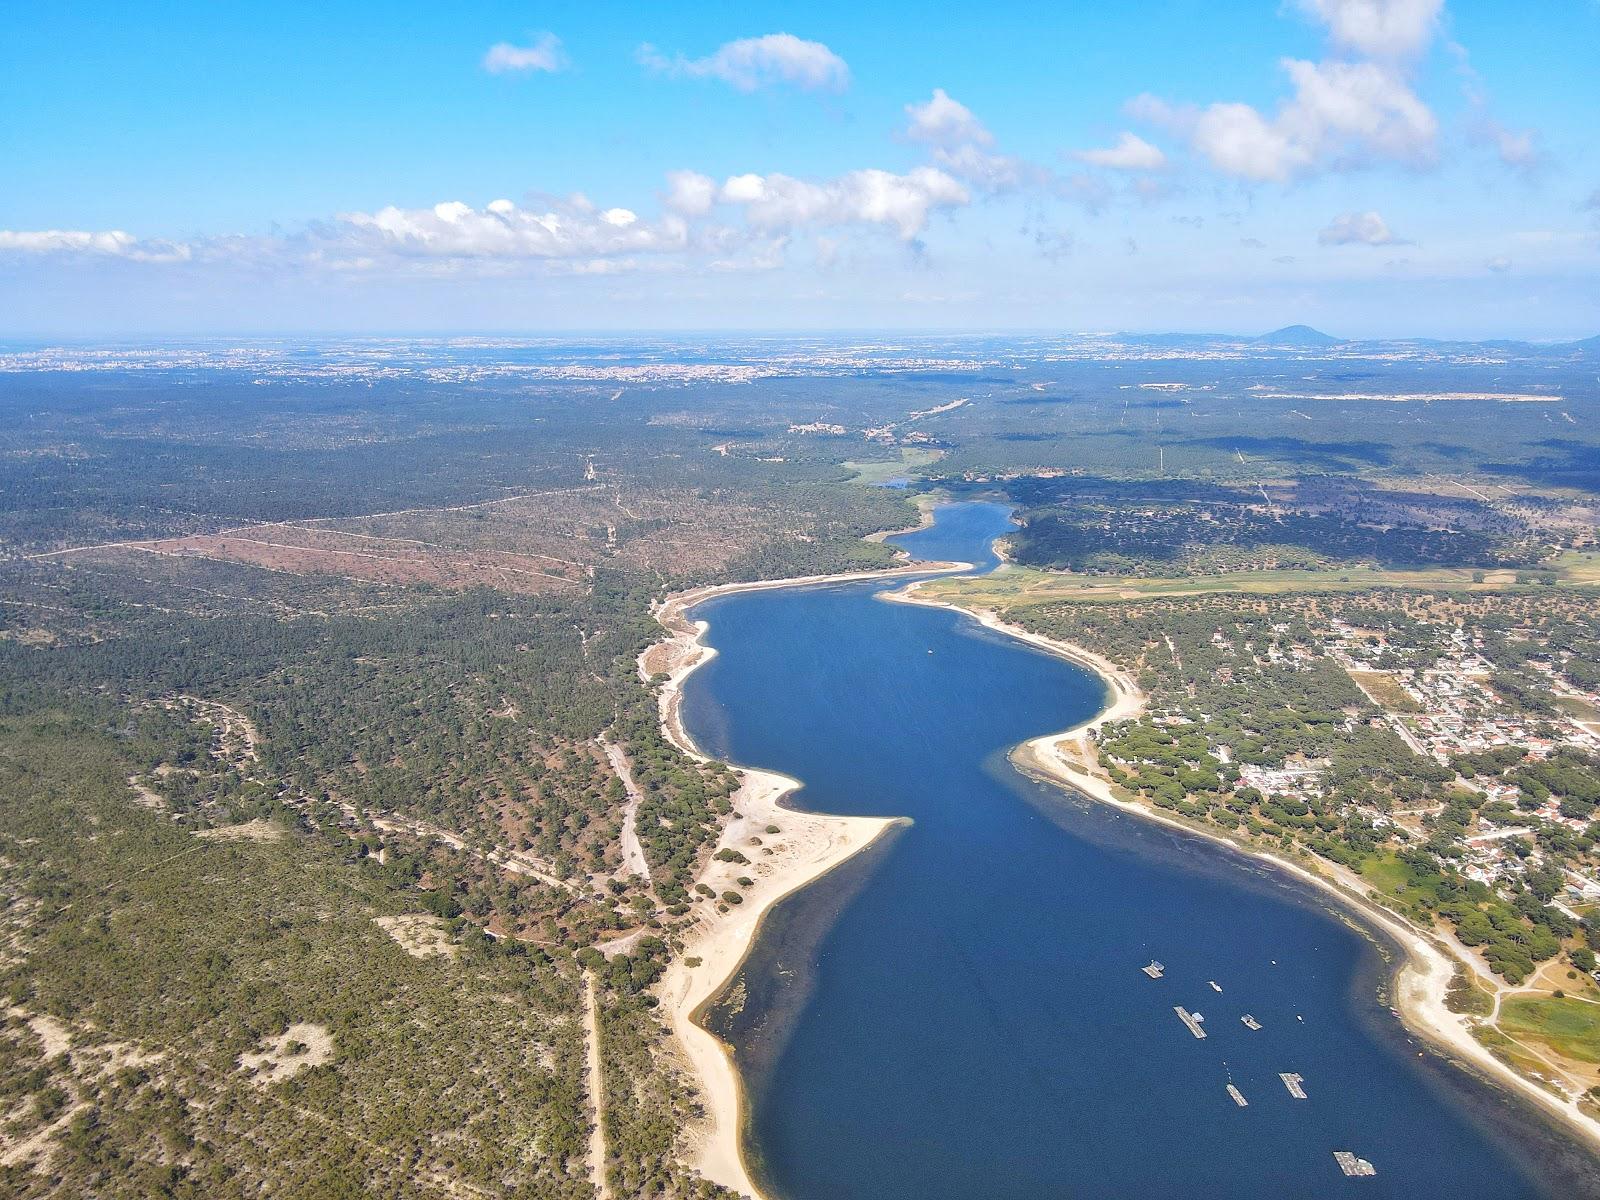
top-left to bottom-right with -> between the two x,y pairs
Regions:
1256,324 -> 1340,346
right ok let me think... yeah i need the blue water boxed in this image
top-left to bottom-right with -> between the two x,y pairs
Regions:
681,501 -> 1595,1200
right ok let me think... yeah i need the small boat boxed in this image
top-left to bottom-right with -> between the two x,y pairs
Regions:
1141,960 -> 1165,979
1208,980 -> 1223,993
1241,1014 -> 1262,1030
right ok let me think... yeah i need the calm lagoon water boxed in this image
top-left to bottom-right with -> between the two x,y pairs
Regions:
680,501 -> 1597,1200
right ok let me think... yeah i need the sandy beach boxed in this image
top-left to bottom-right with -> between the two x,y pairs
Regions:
1014,728 -> 1600,1152
643,556 -> 961,1199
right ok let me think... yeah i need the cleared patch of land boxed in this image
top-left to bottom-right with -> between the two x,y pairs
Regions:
1346,670 -> 1423,713
122,525 -> 587,594
375,913 -> 457,960
238,1021 -> 335,1083
196,818 -> 284,843
1499,995 -> 1600,1065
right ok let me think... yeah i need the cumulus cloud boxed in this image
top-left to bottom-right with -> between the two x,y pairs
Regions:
0,159 -> 976,283
638,33 -> 848,92
1318,210 -> 1408,245
482,33 -> 567,74
1074,132 -> 1167,171
0,229 -> 192,263
1134,56 -> 1437,182
331,197 -> 690,262
1294,0 -> 1443,60
901,90 -> 1036,193
662,170 -> 718,217
719,167 -> 968,239
1486,255 -> 1511,273
905,89 -> 992,147
1129,0 -> 1447,184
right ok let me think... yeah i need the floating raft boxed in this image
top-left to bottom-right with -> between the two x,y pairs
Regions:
1226,1084 -> 1248,1107
1333,1151 -> 1376,1177
1142,960 -> 1165,979
1241,1014 -> 1262,1030
1280,1071 -> 1307,1099
1175,1007 -> 1207,1039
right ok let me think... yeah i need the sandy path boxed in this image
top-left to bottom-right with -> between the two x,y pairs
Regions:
583,975 -> 611,1200
598,740 -> 651,882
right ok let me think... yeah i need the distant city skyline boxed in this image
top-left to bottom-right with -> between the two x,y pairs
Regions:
3,0 -> 1596,337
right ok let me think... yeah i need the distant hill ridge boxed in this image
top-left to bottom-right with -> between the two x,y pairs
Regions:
1255,324 -> 1341,346
1112,326 -> 1597,355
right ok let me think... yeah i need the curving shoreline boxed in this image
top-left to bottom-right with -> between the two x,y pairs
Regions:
643,516 -> 1600,1198
643,554 -> 967,1199
890,581 -> 1600,1159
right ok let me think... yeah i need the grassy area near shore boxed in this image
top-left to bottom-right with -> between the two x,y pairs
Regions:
920,553 -> 1600,607
842,448 -> 944,486
1501,995 -> 1600,1065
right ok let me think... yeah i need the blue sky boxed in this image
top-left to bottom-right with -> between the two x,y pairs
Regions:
3,0 -> 1597,338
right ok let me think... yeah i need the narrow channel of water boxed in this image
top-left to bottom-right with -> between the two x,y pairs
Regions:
682,501 -> 1596,1200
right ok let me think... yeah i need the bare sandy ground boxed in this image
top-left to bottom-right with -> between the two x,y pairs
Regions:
598,739 -> 652,882
195,818 -> 283,843
237,1021 -> 333,1084
375,913 -> 456,959
583,975 -> 611,1200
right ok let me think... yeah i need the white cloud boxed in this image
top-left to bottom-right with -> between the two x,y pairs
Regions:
1482,123 -> 1541,170
333,197 -> 690,261
1139,58 -> 1437,182
1452,44 -> 1546,175
930,144 -> 1031,192
0,229 -> 191,263
1294,0 -> 1444,59
1318,210 -> 1408,245
1074,132 -> 1167,171
663,170 -> 718,217
482,33 -> 567,75
638,33 -> 848,92
0,162 -> 972,280
905,89 -> 992,147
1130,0 -> 1445,184
901,90 -> 1035,193
1486,255 -> 1511,273
719,167 -> 968,239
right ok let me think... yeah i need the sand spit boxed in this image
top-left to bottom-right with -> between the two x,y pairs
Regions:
644,549 -> 963,1198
